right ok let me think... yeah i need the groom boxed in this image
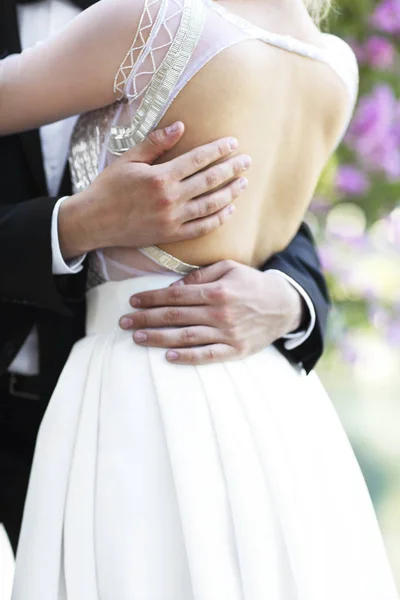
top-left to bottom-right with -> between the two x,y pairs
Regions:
0,0 -> 329,553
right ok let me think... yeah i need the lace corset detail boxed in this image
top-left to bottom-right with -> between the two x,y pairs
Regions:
69,0 -> 358,286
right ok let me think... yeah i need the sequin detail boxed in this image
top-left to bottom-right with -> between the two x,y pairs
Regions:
69,105 -> 118,193
86,263 -> 107,290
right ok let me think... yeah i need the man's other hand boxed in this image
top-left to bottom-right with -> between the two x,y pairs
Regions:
120,260 -> 304,365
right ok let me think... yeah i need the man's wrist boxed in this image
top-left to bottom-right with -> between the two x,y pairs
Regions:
279,277 -> 305,335
51,198 -> 86,274
260,269 -> 304,340
266,269 -> 317,350
58,192 -> 99,260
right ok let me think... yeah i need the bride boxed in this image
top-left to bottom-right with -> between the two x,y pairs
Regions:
1,0 -> 398,597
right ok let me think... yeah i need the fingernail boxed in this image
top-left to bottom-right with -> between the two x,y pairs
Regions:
134,331 -> 148,342
165,122 -> 180,134
130,296 -> 140,308
120,317 -> 133,330
229,137 -> 238,151
239,177 -> 248,190
227,204 -> 235,216
242,156 -> 251,169
167,351 -> 179,361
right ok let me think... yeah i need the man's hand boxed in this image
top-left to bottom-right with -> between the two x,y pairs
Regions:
59,122 -> 250,259
119,260 -> 305,365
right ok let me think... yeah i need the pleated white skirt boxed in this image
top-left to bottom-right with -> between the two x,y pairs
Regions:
0,525 -> 14,600
12,276 -> 399,600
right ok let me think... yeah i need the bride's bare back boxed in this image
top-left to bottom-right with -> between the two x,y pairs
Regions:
156,0 -> 356,267
0,0 -> 358,277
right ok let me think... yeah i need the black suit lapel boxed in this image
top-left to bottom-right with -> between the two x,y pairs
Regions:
0,1 -> 20,58
19,128 -> 48,195
0,0 -> 48,195
59,160 -> 72,196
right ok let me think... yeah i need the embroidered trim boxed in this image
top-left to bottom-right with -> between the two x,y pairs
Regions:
113,0 -> 164,101
124,0 -> 184,105
108,0 -> 206,155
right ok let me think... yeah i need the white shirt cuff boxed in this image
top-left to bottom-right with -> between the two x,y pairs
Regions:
51,197 -> 86,275
266,269 -> 317,351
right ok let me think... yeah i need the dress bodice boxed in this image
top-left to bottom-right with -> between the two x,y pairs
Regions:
69,0 -> 358,286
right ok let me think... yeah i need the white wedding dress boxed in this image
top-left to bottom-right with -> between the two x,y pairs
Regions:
11,0 -> 399,598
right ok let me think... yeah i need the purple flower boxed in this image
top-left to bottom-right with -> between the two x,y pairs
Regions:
335,165 -> 370,196
363,36 -> 396,69
310,196 -> 331,216
394,102 -> 400,144
347,38 -> 366,62
370,0 -> 400,34
348,85 -> 395,143
373,138 -> 400,181
346,85 -> 400,180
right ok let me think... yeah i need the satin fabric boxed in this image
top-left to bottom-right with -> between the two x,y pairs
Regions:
12,276 -> 399,599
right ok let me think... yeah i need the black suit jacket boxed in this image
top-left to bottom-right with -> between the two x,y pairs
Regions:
0,0 -> 330,411
0,1 -> 86,405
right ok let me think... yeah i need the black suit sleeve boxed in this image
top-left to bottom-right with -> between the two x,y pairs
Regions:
261,222 -> 331,373
0,197 -> 78,316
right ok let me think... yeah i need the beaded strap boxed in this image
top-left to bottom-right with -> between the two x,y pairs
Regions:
139,246 -> 200,274
206,0 -> 329,60
111,0 -> 206,274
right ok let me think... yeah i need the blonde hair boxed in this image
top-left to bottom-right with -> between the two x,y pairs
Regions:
304,0 -> 331,24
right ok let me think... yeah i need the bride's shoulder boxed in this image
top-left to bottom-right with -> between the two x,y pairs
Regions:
319,33 -> 359,102
320,33 -> 359,77
69,0 -> 159,80
87,0 -> 165,55
82,0 -> 152,30
76,0 -> 160,44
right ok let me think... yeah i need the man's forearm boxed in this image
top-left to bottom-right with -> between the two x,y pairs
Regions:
0,198 -> 71,315
277,276 -> 306,336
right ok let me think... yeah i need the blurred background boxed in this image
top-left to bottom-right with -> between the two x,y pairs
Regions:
315,0 -> 400,587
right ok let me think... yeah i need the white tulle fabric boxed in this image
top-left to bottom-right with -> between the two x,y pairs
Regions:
12,277 -> 399,599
